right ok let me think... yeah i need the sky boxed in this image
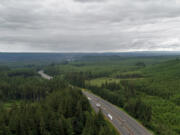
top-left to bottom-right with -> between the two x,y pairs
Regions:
0,0 -> 180,52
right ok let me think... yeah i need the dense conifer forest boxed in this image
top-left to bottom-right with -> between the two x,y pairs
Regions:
0,67 -> 118,135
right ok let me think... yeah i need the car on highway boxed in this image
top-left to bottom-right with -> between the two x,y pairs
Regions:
88,97 -> 92,100
108,114 -> 113,120
96,103 -> 101,108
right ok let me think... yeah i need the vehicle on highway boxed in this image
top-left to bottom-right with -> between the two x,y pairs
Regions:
96,103 -> 101,108
108,114 -> 113,120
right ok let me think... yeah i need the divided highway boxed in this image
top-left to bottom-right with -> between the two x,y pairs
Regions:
83,91 -> 152,135
38,71 -> 153,135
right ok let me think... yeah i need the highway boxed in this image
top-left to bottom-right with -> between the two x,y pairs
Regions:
83,91 -> 152,135
38,70 -> 153,135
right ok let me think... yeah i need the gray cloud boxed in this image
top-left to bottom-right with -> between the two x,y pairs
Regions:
74,0 -> 107,3
0,0 -> 180,52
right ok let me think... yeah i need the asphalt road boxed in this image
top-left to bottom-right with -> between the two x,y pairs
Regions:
38,70 -> 152,135
83,91 -> 152,135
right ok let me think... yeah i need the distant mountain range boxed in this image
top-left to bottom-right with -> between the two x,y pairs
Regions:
0,51 -> 180,65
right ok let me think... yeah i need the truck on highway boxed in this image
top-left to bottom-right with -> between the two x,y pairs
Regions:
108,114 -> 113,120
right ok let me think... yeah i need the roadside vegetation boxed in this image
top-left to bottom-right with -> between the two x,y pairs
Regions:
44,56 -> 180,135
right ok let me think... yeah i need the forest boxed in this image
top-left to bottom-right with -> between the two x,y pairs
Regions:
44,55 -> 180,135
1,54 -> 180,135
0,66 -> 118,135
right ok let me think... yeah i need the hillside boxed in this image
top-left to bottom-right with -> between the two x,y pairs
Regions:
126,60 -> 180,135
44,57 -> 180,135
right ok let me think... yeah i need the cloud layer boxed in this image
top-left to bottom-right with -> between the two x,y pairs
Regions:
0,0 -> 180,52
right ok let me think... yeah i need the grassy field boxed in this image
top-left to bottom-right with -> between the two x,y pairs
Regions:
86,78 -> 121,86
86,77 -> 144,86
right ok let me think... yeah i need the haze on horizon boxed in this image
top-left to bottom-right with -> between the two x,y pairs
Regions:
1,0 -> 180,52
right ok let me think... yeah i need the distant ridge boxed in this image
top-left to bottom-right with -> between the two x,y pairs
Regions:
0,51 -> 180,66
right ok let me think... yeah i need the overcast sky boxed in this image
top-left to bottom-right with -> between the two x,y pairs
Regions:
0,0 -> 180,52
